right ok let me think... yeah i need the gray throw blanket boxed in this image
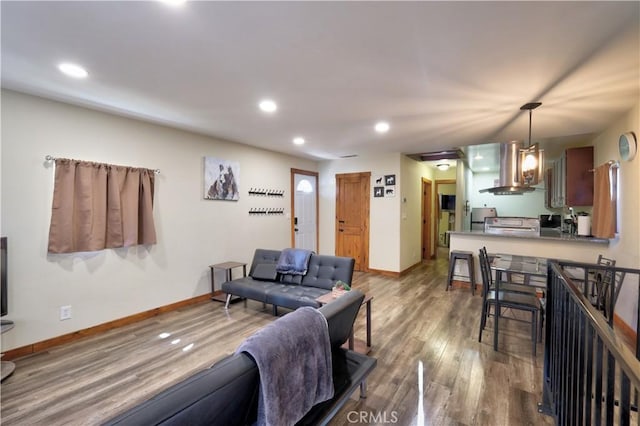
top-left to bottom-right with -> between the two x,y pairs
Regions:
276,248 -> 313,275
236,307 -> 334,426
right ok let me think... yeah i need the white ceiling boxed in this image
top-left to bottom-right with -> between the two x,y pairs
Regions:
2,1 -> 638,163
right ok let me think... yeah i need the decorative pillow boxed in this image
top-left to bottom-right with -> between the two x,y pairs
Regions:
251,263 -> 278,281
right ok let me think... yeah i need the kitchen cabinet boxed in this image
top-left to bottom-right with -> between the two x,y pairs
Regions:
548,146 -> 593,208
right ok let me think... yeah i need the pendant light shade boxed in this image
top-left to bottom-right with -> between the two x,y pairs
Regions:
519,102 -> 543,186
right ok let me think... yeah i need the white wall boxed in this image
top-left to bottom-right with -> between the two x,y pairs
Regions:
318,153 -> 401,272
590,101 -> 639,330
0,90 -> 317,350
456,161 -> 471,231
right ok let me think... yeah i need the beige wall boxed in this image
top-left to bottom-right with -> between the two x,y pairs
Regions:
590,101 -> 639,330
318,154 -> 439,273
318,153 -> 402,272
1,90 -> 318,350
400,156 -> 434,271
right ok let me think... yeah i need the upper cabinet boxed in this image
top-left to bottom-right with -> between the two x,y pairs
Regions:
547,146 -> 594,208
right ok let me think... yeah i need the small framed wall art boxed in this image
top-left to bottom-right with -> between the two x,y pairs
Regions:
384,174 -> 396,186
204,157 -> 240,201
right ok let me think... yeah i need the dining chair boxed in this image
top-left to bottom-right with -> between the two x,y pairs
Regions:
480,247 -> 538,296
591,255 -> 626,323
478,248 -> 542,355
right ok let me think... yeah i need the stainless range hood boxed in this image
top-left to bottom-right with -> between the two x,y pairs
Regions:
479,142 -> 538,195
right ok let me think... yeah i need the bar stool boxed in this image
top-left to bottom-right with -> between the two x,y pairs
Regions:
447,250 -> 476,295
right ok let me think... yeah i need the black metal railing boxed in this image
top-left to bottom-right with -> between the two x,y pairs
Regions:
541,260 -> 639,425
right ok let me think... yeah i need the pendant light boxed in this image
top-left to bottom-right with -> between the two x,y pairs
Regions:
520,102 -> 543,186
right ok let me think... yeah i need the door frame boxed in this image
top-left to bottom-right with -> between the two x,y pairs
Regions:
434,179 -> 456,256
421,178 -> 433,260
290,169 -> 319,251
335,172 -> 370,272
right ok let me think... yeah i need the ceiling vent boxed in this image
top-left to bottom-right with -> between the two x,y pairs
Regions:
409,149 -> 464,162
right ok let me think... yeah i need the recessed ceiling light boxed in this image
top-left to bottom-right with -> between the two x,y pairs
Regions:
259,99 -> 277,113
374,121 -> 390,133
293,137 -> 305,145
159,0 -> 186,6
58,62 -> 88,79
474,154 -> 483,160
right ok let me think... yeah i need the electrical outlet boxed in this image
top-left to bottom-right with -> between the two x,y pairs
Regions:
60,305 -> 72,321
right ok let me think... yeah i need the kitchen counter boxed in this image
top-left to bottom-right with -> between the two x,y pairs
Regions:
448,230 -> 609,245
447,230 -> 610,285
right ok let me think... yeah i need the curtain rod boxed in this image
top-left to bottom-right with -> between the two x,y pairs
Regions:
45,155 -> 160,174
588,160 -> 619,172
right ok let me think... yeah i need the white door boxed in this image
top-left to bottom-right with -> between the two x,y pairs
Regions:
293,172 -> 317,251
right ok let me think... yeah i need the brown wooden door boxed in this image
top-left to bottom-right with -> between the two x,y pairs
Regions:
335,172 -> 370,271
422,178 -> 433,260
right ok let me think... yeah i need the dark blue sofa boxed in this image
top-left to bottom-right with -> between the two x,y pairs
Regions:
222,249 -> 356,315
103,290 -> 376,426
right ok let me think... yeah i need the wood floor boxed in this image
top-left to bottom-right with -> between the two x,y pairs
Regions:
0,255 -> 555,426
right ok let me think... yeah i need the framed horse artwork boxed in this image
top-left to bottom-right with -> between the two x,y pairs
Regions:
204,157 -> 240,201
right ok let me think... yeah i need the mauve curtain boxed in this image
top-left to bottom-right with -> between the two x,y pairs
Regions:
48,159 -> 157,253
591,163 -> 616,239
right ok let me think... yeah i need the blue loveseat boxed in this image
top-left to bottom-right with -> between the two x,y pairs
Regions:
222,249 -> 355,315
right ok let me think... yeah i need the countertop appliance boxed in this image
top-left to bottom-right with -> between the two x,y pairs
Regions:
471,207 -> 497,231
540,214 -> 561,229
539,214 -> 562,237
484,217 -> 540,237
577,213 -> 591,236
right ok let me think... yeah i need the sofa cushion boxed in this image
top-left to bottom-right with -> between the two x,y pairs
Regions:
222,277 -> 279,303
278,273 -> 303,285
247,249 -> 281,276
301,254 -> 355,290
250,263 -> 278,281
265,284 -> 329,310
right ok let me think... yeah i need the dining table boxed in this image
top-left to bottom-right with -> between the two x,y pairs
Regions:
489,253 -> 548,351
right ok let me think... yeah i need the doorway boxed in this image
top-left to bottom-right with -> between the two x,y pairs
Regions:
335,172 -> 370,272
421,178 -> 433,260
291,169 -> 318,252
434,179 -> 456,254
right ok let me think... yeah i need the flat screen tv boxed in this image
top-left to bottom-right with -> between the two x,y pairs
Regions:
440,194 -> 456,211
1,237 -> 7,317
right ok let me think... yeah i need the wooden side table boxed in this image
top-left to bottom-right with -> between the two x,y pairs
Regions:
209,262 -> 246,303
